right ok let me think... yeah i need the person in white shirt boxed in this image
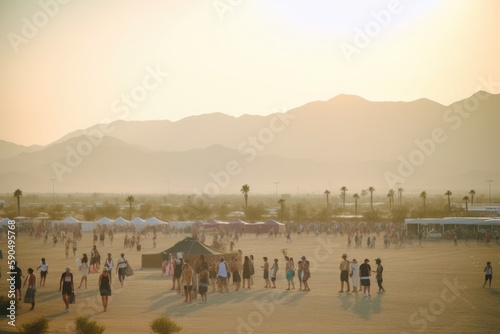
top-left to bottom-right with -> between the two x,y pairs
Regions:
37,258 -> 48,287
104,253 -> 114,272
116,253 -> 128,287
217,258 -> 229,292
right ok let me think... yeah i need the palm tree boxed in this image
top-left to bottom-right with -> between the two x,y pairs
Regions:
398,187 -> 404,206
387,189 -> 395,211
340,186 -> 348,210
324,190 -> 331,216
444,190 -> 452,212
420,191 -> 427,215
463,196 -> 469,212
278,198 -> 286,222
361,189 -> 368,204
13,189 -> 22,216
368,187 -> 375,211
126,195 -> 135,220
241,184 -> 250,211
469,189 -> 476,205
353,193 -> 360,217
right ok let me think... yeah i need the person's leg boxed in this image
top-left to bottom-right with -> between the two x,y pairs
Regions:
63,294 -> 69,310
30,291 -> 35,310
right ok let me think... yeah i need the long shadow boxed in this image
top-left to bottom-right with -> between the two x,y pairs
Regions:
487,288 -> 499,297
337,292 -> 384,319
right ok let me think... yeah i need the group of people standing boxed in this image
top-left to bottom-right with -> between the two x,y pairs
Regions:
339,253 -> 385,297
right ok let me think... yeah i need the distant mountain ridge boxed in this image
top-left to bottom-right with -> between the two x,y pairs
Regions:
0,92 -> 499,194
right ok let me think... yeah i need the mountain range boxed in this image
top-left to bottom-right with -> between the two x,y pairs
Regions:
1,92 -> 499,196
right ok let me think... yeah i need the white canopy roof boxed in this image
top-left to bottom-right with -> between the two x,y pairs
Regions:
96,217 -> 113,225
113,217 -> 130,225
405,217 -> 500,226
145,217 -> 168,225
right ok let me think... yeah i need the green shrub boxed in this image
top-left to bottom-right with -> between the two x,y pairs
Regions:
150,316 -> 182,334
0,296 -> 20,315
18,317 -> 49,334
74,316 -> 105,334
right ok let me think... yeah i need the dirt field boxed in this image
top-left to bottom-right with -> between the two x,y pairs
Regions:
1,229 -> 499,333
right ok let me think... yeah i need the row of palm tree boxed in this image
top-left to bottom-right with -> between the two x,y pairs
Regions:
7,187 -> 482,220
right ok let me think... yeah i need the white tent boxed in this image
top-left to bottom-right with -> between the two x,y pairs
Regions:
96,217 -> 113,225
145,217 -> 168,226
405,217 -> 500,235
62,217 -> 80,223
113,217 -> 130,226
130,217 -> 146,230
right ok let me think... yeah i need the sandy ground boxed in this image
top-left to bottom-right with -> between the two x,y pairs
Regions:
1,229 -> 499,334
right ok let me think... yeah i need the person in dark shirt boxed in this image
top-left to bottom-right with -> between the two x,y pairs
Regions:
359,259 -> 372,297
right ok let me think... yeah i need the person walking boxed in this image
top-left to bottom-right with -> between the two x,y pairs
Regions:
483,261 -> 493,288
359,259 -> 372,297
77,253 -> 89,289
373,258 -> 385,294
72,239 -> 77,257
90,245 -> 101,273
339,254 -> 351,293
23,268 -> 36,310
116,253 -> 128,288
59,267 -> 74,312
104,253 -> 114,272
350,259 -> 360,293
99,267 -> 112,311
36,258 -> 48,287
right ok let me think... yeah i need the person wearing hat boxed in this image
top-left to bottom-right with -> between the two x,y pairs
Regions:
59,266 -> 74,312
99,267 -> 112,311
339,254 -> 350,293
359,259 -> 371,297
372,258 -> 385,294
483,261 -> 493,288
23,268 -> 36,310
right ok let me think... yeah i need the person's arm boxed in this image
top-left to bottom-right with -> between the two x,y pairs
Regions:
71,274 -> 74,291
59,274 -> 63,291
23,275 -> 28,286
98,274 -> 102,288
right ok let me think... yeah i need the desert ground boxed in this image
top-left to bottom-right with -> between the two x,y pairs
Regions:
1,228 -> 499,334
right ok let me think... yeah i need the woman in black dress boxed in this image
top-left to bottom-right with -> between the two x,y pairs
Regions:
99,267 -> 112,311
59,267 -> 74,312
242,256 -> 251,289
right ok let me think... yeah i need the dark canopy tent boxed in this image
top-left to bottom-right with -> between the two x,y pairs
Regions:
141,237 -> 235,269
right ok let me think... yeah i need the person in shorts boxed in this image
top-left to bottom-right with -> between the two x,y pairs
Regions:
483,261 -> 493,288
37,258 -> 48,287
339,254 -> 350,293
217,257 -> 229,292
359,259 -> 372,297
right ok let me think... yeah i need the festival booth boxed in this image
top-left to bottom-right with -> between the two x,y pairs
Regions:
229,219 -> 250,233
404,217 -> 500,237
246,219 -> 286,234
141,237 -> 236,269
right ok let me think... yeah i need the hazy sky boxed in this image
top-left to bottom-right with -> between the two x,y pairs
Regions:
1,0 -> 499,146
